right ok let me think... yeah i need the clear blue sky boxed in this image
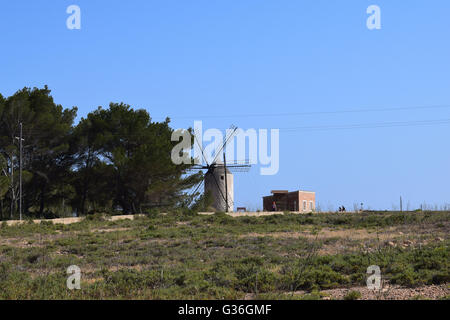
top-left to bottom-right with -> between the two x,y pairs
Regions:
1,1 -> 449,211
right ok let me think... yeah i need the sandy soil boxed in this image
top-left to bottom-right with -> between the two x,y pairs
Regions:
199,211 -> 292,217
319,284 -> 449,300
4,214 -> 140,226
242,284 -> 449,300
3,211 -> 308,226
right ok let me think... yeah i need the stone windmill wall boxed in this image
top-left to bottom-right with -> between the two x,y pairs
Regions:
204,166 -> 234,212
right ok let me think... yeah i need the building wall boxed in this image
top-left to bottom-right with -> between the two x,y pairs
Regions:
263,190 -> 315,212
298,191 -> 315,212
262,196 -> 274,212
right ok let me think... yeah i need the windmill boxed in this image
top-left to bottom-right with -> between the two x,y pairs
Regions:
188,126 -> 251,212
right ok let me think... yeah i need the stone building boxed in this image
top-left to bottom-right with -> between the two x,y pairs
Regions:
262,190 -> 315,212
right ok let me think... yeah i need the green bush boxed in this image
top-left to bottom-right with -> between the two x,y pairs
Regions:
85,212 -> 105,221
344,290 -> 362,300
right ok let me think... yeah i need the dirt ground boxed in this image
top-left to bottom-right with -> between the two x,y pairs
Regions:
199,211 -> 295,217
4,214 -> 140,226
319,284 -> 449,300
4,211 -> 288,226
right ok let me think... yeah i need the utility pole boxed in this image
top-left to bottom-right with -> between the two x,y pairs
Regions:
10,143 -> 13,219
15,123 -> 23,221
400,196 -> 403,212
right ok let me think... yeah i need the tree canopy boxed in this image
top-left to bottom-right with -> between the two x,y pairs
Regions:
0,86 -> 202,219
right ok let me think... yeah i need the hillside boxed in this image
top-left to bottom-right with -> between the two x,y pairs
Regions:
0,211 -> 448,300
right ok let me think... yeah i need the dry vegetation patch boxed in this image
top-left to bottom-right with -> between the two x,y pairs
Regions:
0,210 -> 448,299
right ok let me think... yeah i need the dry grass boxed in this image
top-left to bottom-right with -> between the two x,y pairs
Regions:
0,210 -> 448,299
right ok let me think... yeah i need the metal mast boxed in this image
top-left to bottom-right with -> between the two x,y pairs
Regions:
223,152 -> 228,212
19,122 -> 23,221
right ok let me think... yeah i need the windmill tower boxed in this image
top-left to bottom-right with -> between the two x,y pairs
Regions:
204,162 -> 234,212
188,126 -> 250,212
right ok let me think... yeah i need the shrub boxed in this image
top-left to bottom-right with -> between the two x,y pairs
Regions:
344,290 -> 362,300
146,208 -> 160,217
280,263 -> 349,291
85,212 -> 105,221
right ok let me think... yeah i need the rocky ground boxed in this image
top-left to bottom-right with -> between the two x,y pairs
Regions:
320,284 -> 449,300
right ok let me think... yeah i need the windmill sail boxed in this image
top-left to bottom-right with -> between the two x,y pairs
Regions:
186,125 -> 250,212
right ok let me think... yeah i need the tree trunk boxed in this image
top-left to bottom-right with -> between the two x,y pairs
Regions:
39,188 -> 45,218
81,153 -> 92,215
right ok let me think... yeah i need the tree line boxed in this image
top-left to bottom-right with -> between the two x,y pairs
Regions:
0,86 -> 205,220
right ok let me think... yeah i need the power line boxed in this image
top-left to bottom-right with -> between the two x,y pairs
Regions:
7,118 -> 449,137
279,118 -> 450,132
160,104 -> 450,120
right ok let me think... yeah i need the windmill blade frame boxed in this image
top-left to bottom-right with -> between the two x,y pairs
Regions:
186,165 -> 208,172
211,125 -> 237,164
184,124 -> 251,213
193,130 -> 210,166
186,179 -> 204,207
226,166 -> 251,173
